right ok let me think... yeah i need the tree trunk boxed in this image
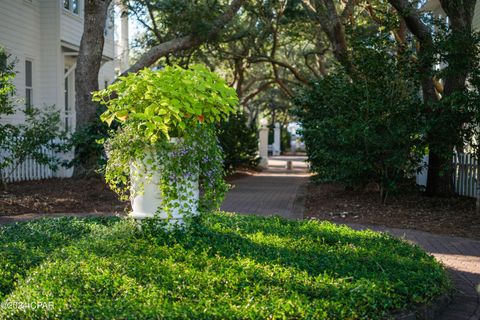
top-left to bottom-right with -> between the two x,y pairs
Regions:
72,0 -> 245,176
74,0 -> 111,176
387,0 -> 477,196
425,0 -> 477,196
302,0 -> 355,73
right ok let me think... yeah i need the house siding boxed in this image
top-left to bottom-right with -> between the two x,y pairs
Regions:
473,1 -> 480,31
60,8 -> 84,48
0,0 -> 42,124
60,4 -> 115,59
0,0 -> 116,130
40,0 -> 61,109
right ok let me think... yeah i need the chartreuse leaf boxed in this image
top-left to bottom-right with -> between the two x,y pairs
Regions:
93,63 -> 238,141
115,110 -> 129,122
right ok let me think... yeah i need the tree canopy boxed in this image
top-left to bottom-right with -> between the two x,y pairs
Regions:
73,0 -> 480,197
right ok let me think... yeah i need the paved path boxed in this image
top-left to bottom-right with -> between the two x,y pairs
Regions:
222,156 -> 480,320
221,156 -> 310,220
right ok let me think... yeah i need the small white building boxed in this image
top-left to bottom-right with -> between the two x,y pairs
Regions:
0,0 -> 128,132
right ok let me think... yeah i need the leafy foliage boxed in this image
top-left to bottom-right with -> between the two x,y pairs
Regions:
295,35 -> 425,202
217,112 -> 259,173
281,126 -> 292,153
0,48 -> 15,116
0,48 -> 64,189
93,64 -> 238,143
0,213 -> 450,319
65,107 -> 113,175
93,64 -> 237,225
431,28 -> 480,155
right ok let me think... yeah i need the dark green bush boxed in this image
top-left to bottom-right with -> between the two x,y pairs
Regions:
295,36 -> 425,202
281,127 -> 291,153
217,113 -> 259,173
0,48 -> 65,188
65,105 -> 117,176
0,213 -> 450,319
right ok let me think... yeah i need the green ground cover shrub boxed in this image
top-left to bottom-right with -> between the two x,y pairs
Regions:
0,213 -> 450,319
217,113 -> 259,173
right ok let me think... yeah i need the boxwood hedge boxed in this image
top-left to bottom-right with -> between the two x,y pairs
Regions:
0,213 -> 450,319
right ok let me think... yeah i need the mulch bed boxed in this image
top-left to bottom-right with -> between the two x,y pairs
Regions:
3,177 -> 479,240
0,170 -> 256,217
0,178 -> 128,216
305,183 -> 480,239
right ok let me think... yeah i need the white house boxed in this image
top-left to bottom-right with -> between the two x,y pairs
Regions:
0,0 -> 130,132
0,0 -> 129,181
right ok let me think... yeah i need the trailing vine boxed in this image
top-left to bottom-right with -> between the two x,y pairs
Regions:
93,64 -> 238,226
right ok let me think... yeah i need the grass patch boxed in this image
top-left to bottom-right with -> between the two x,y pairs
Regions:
0,212 -> 450,319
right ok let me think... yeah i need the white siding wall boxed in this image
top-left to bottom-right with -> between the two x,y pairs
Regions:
104,38 -> 115,59
1,0 -> 116,129
0,0 -> 42,124
99,61 -> 115,89
60,8 -> 84,47
40,0 -> 61,109
473,1 -> 480,31
60,1 -> 115,59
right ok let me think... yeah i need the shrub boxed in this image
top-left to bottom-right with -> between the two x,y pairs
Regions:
295,36 -> 425,203
65,106 -> 114,176
0,213 -> 450,319
0,48 -> 64,189
281,126 -> 291,153
217,113 -> 259,173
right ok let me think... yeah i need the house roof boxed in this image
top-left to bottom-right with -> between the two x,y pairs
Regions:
61,40 -> 114,62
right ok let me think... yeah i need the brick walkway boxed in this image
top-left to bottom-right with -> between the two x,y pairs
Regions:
221,156 -> 310,220
222,156 -> 480,320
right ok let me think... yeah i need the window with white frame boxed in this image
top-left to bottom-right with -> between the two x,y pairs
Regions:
63,0 -> 79,14
25,60 -> 33,111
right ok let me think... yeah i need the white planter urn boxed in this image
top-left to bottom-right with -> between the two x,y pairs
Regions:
129,144 -> 199,227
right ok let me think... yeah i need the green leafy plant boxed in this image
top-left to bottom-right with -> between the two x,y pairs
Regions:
93,64 -> 237,142
281,126 -> 291,153
0,48 -> 64,190
93,64 -> 238,224
217,112 -> 260,173
0,213 -> 451,319
65,106 -> 117,176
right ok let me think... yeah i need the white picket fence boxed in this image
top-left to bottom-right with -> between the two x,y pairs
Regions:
452,153 -> 479,198
416,153 -> 480,198
0,139 -> 73,183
